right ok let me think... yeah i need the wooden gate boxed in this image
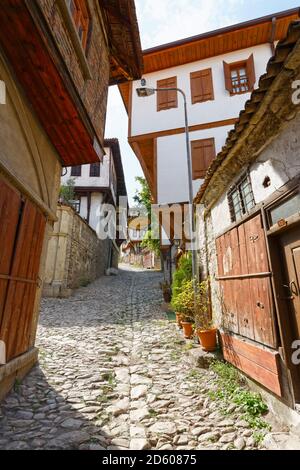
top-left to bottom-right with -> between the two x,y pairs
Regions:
0,178 -> 46,362
216,213 -> 277,348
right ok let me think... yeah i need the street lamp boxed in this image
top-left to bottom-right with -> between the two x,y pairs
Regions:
136,79 -> 198,282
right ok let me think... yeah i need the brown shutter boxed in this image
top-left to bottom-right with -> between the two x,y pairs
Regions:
191,138 -> 216,179
157,77 -> 178,111
190,69 -> 214,104
223,61 -> 233,94
0,196 -> 46,361
0,179 -> 22,324
246,54 -> 256,91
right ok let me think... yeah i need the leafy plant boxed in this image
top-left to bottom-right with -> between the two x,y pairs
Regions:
133,177 -> 161,255
60,178 -> 76,204
209,360 -> 270,432
171,254 -> 192,301
172,277 -> 212,329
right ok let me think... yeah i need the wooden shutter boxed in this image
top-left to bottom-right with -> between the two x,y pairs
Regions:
157,77 -> 178,111
191,138 -> 216,179
0,186 -> 46,361
223,61 -> 233,94
246,54 -> 256,91
190,69 -> 214,104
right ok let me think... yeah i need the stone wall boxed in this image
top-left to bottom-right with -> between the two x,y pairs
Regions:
44,205 -> 116,297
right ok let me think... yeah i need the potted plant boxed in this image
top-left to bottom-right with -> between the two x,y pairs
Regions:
194,280 -> 217,352
170,254 -> 193,329
181,316 -> 194,339
171,294 -> 184,328
175,280 -> 195,339
159,280 -> 172,303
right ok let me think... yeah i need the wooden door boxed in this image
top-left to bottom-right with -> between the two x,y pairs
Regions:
0,178 -> 46,362
281,229 -> 300,336
279,227 -> 300,401
216,213 -> 277,348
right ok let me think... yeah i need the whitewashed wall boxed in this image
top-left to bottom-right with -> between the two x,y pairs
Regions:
157,125 -> 233,204
131,44 -> 272,136
89,193 -> 105,235
61,147 -> 112,188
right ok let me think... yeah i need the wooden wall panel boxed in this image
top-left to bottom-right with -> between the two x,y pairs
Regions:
0,180 -> 21,324
0,197 -> 46,361
216,213 -> 277,348
221,333 -> 282,396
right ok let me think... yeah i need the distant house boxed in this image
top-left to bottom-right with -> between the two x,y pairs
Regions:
44,139 -> 127,297
119,8 -> 299,278
0,0 -> 142,399
62,138 -> 127,242
194,21 -> 300,414
121,215 -> 161,269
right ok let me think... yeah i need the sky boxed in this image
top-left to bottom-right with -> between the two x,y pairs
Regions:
104,0 -> 300,205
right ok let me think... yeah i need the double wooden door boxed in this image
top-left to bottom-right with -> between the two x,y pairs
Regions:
0,177 -> 46,362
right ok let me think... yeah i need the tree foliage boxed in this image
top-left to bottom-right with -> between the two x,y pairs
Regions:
60,178 -> 76,204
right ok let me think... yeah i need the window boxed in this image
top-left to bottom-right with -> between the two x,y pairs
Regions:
228,173 -> 255,222
67,0 -> 90,50
269,192 -> 300,227
71,165 -> 81,177
223,55 -> 256,95
89,162 -> 100,177
71,198 -> 81,214
157,77 -> 178,111
191,138 -> 216,179
190,68 -> 214,104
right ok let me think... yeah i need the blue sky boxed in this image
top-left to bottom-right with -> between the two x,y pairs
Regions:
105,0 -> 300,204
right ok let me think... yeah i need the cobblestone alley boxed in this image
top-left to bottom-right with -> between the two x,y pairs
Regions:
0,267 -> 277,450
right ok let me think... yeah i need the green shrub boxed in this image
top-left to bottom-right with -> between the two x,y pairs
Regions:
171,254 -> 192,311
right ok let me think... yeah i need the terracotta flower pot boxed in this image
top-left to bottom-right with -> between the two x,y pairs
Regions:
197,328 -> 217,352
175,312 -> 183,328
181,322 -> 194,339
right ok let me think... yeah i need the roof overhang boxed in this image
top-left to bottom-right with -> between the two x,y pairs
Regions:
0,0 -> 104,167
100,0 -> 143,85
104,138 -> 127,200
119,8 -> 300,112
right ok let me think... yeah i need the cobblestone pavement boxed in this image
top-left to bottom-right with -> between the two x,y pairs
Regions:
0,267 -> 270,450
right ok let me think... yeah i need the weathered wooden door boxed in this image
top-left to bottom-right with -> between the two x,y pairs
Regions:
0,178 -> 46,362
216,212 -> 277,348
279,227 -> 300,401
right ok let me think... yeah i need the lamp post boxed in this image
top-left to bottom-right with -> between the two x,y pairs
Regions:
136,79 -> 198,282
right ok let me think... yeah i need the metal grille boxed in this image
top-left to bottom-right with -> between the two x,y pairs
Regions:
228,173 -> 255,222
71,165 -> 81,177
89,162 -> 100,177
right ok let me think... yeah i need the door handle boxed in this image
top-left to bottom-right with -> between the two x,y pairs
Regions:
290,281 -> 299,297
281,284 -> 295,300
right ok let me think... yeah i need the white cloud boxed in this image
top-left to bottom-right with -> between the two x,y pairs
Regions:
135,0 -> 246,49
106,0 -> 250,203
